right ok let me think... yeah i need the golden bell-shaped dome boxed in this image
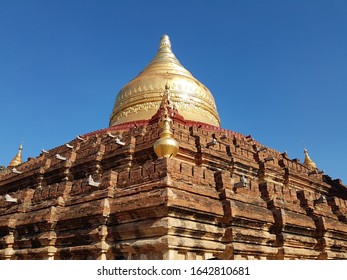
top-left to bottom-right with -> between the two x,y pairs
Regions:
110,35 -> 220,127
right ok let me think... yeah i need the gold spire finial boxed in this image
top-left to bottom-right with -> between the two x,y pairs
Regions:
153,88 -> 179,159
303,148 -> 317,169
160,34 -> 171,49
8,144 -> 23,167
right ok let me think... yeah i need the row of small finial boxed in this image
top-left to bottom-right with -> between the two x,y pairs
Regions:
2,136 -> 317,173
3,133 -> 317,169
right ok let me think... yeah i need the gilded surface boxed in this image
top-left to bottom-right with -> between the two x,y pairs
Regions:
153,88 -> 179,159
110,35 -> 220,127
8,144 -> 23,167
303,148 -> 317,168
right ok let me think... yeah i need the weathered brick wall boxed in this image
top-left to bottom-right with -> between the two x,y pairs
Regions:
0,122 -> 346,260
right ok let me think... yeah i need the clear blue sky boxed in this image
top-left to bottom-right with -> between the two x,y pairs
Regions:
1,0 -> 346,183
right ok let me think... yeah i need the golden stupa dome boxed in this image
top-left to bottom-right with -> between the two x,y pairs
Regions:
110,35 -> 220,127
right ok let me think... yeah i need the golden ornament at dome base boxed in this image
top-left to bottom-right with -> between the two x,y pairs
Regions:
154,137 -> 179,159
153,91 -> 179,159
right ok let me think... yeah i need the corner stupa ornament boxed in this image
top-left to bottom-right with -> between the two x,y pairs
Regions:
110,34 -> 220,127
303,148 -> 317,169
153,85 -> 179,159
8,144 -> 23,168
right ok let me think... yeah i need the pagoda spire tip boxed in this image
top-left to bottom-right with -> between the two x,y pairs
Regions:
159,34 -> 171,49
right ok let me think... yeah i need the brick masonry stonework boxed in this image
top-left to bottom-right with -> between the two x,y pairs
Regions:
0,121 -> 346,260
